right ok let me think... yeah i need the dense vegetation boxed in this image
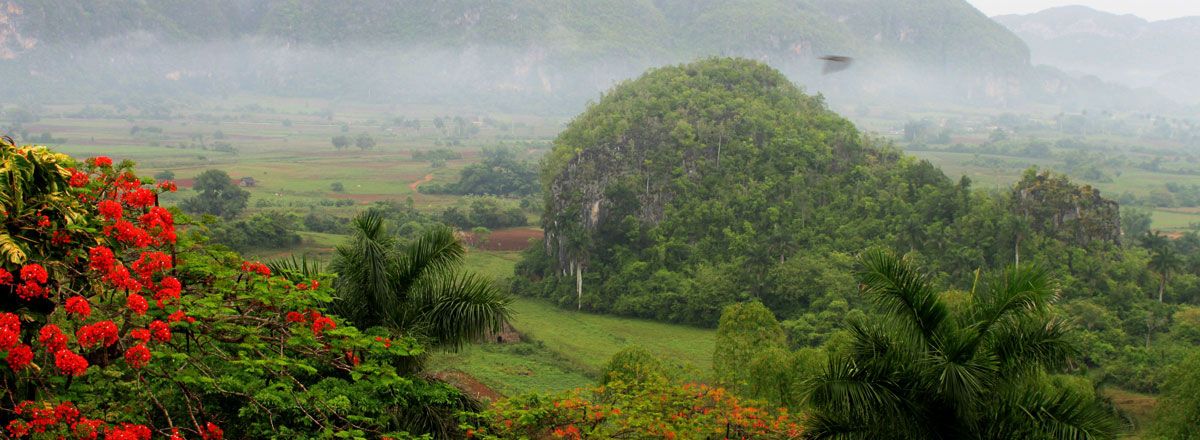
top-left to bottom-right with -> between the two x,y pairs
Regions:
0,137 -> 513,438
421,147 -> 538,197
514,59 -> 1200,426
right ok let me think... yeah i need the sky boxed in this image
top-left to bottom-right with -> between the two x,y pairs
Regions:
967,0 -> 1200,20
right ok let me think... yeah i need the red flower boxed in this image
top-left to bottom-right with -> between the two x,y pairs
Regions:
155,276 -> 182,307
54,350 -> 88,376
108,220 -> 151,247
36,215 -> 50,228
6,420 -> 28,438
76,321 -> 119,349
54,401 -> 79,424
103,265 -> 142,292
121,188 -> 155,208
15,282 -> 46,300
97,199 -> 123,221
285,311 -> 307,323
64,296 -> 91,319
138,207 -> 176,244
130,328 -> 151,343
0,268 -> 11,284
50,230 -> 71,245
131,251 -> 172,282
149,320 -> 171,342
90,156 -> 113,167
126,293 -> 149,316
311,316 -> 336,337
38,325 -> 67,353
108,423 -> 151,440
124,344 -> 151,369
202,422 -> 224,440
157,181 -> 177,192
0,314 -> 19,351
375,337 -> 393,348
69,169 -> 90,187
168,309 -> 194,324
6,345 -> 32,371
240,261 -> 270,277
19,264 -> 48,284
88,246 -> 116,273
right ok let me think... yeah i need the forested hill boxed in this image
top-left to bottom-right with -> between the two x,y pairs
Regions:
517,58 -> 1123,327
0,0 -> 1047,107
4,0 -> 1025,70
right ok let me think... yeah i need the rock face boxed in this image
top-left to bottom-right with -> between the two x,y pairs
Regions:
1012,169 -> 1122,245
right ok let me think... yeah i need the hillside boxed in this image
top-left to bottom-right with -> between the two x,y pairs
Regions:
0,0 -> 1038,106
517,58 -> 1124,329
995,6 -> 1200,102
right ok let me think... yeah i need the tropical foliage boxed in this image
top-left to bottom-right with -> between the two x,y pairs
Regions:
801,250 -> 1119,439
0,137 -> 473,438
329,211 -> 511,350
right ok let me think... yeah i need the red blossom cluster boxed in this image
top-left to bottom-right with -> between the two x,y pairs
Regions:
285,310 -> 337,337
240,261 -> 270,277
4,399 -> 223,440
13,263 -> 50,300
0,152 -> 355,437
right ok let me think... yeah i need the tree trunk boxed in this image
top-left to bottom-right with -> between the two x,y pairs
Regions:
1158,272 -> 1167,303
576,263 -> 583,311
1014,235 -> 1021,267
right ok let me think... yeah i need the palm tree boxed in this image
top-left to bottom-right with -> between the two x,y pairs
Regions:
801,250 -> 1119,440
1142,231 -> 1182,303
324,210 -> 511,350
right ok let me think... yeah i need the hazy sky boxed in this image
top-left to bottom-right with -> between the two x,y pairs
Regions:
967,0 -> 1200,20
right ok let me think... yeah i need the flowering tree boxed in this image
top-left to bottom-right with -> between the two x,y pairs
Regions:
0,137 -> 464,438
463,377 -> 803,440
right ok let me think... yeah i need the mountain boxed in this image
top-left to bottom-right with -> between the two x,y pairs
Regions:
995,6 -> 1200,102
0,0 -> 1041,108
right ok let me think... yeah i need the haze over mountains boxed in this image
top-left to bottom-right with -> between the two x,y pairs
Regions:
996,5 -> 1200,104
0,0 -> 1185,113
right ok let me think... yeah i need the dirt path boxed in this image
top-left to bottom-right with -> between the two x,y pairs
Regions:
429,370 -> 504,403
408,174 -> 434,192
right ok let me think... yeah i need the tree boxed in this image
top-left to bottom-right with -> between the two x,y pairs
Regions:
713,301 -> 785,389
801,250 -> 1119,439
330,181 -> 345,193
331,135 -> 351,150
153,169 -> 175,181
1143,231 -> 1182,303
600,346 -> 672,386
179,169 -> 250,219
329,211 -> 511,350
1152,350 -> 1200,439
0,141 -> 474,438
355,133 -> 376,151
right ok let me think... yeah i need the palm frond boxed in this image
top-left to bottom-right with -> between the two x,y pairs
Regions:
987,316 -> 1078,377
395,224 -> 465,288
409,272 -> 511,350
973,264 -> 1057,333
856,249 -> 948,342
801,359 -> 909,427
267,254 -> 325,283
983,386 -> 1120,440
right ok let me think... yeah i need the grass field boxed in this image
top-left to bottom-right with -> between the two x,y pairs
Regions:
427,250 -> 718,397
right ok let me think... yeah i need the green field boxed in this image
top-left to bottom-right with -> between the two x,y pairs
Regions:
430,253 -> 718,397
